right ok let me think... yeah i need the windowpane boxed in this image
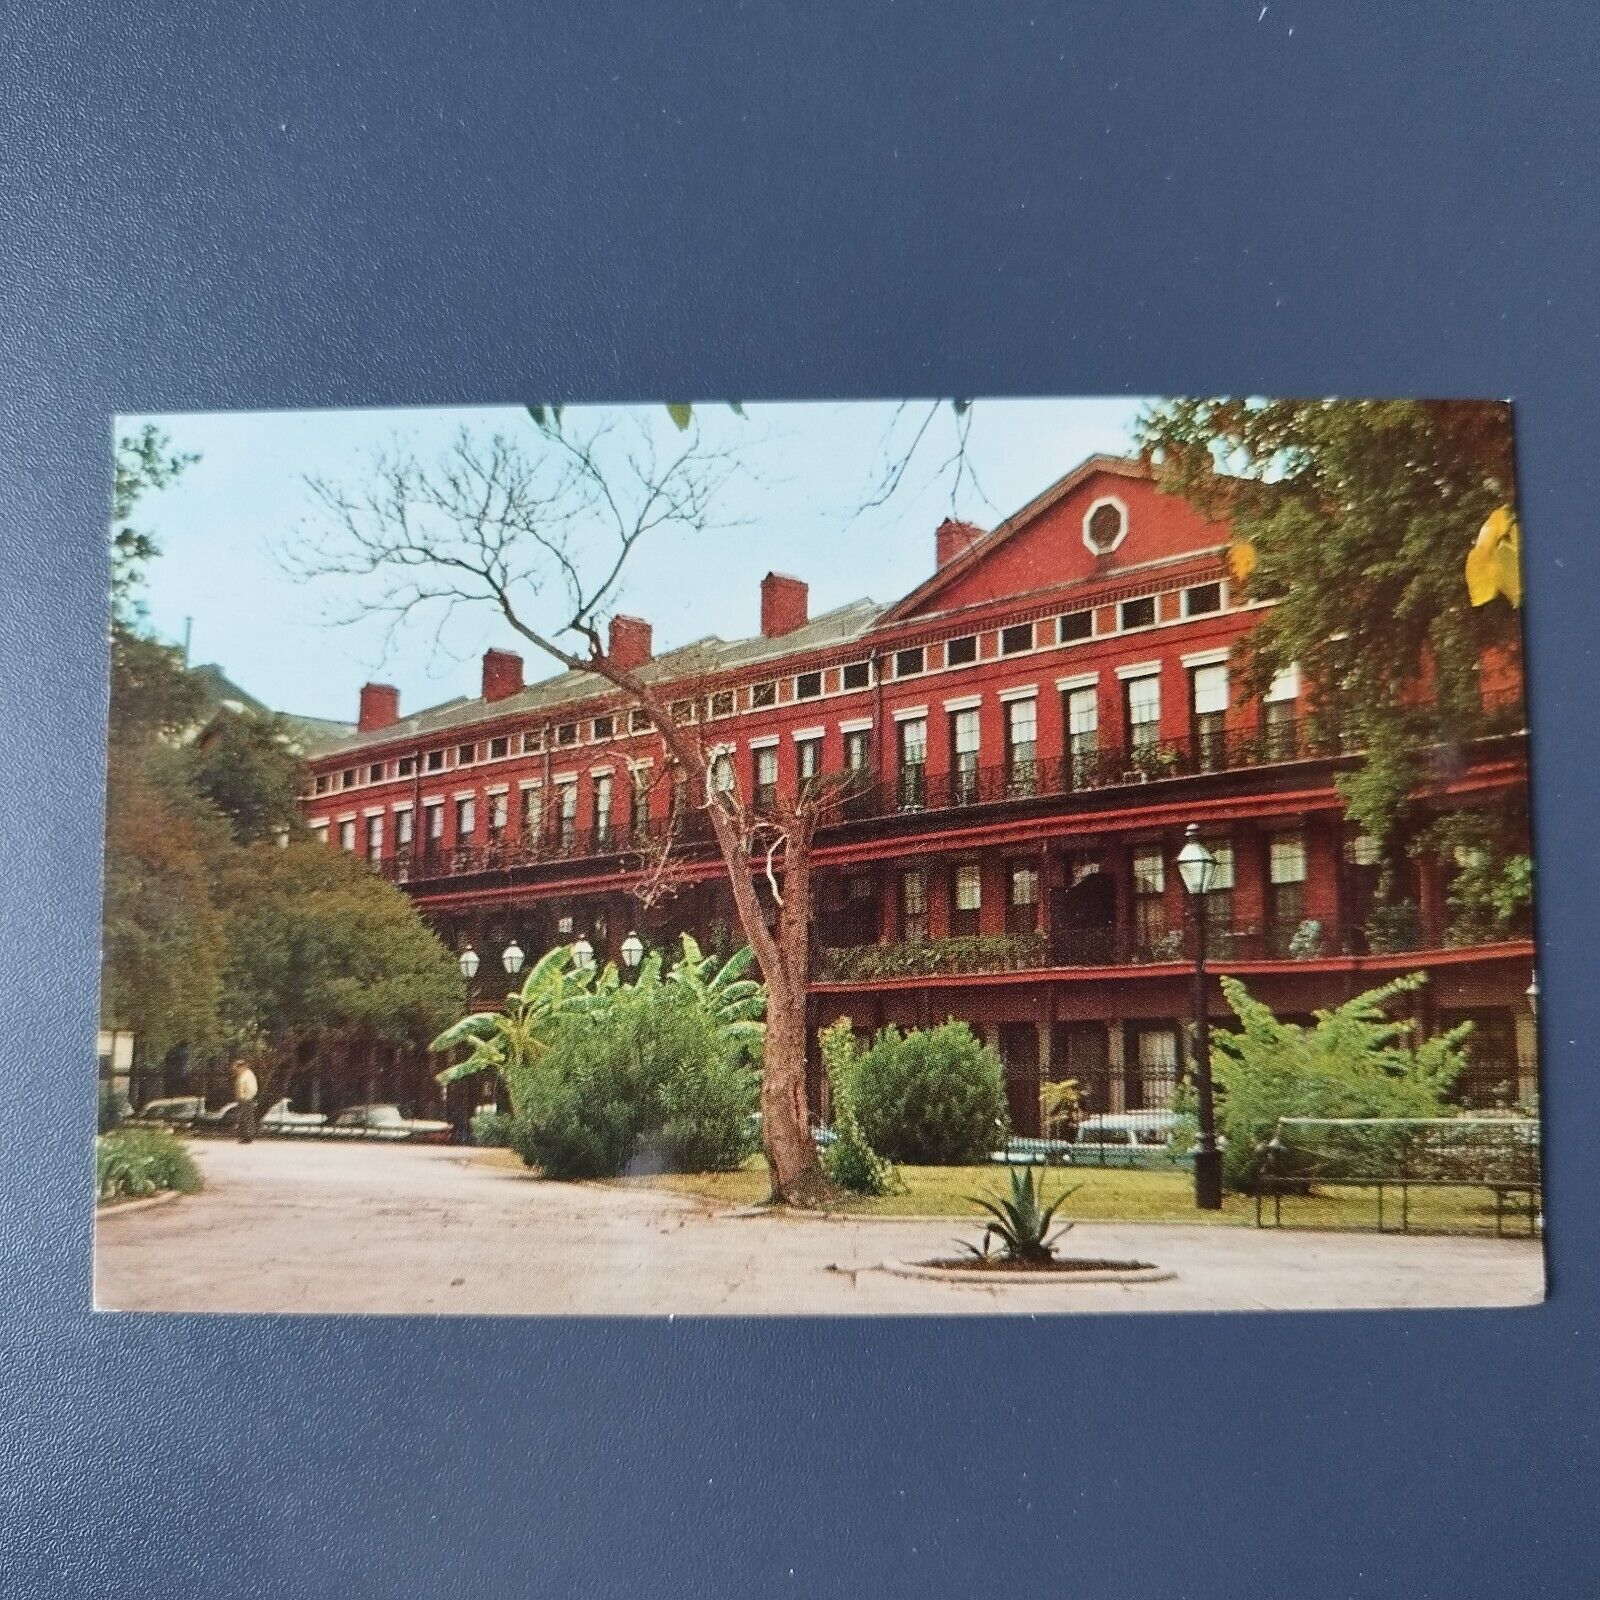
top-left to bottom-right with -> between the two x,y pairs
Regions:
1059,609 -> 1093,643
895,647 -> 925,678
1185,581 -> 1222,616
1133,845 -> 1165,896
899,718 -> 926,766
797,738 -> 821,781
945,635 -> 977,666
1067,687 -> 1098,736
1191,664 -> 1228,715
1120,596 -> 1155,630
1128,676 -> 1160,722
954,863 -> 982,910
841,661 -> 871,690
953,709 -> 980,756
1269,833 -> 1307,884
1000,623 -> 1033,656
1010,865 -> 1038,906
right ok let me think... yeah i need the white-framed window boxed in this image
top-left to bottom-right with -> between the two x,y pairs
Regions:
953,862 -> 982,912
338,819 -> 357,852
1066,684 -> 1099,785
900,868 -> 928,943
365,814 -> 383,861
951,707 -> 980,801
1125,673 -> 1161,750
394,808 -> 414,849
1006,696 -> 1037,792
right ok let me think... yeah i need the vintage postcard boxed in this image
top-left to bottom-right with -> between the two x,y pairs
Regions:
94,397 -> 1542,1313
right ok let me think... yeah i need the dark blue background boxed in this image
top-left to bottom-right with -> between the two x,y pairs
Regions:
3,3 -> 1595,1595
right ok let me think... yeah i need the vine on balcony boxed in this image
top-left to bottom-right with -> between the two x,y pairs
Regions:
816,932 -> 1048,982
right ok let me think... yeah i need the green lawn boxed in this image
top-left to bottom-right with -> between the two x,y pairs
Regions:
609,1156 -> 1536,1234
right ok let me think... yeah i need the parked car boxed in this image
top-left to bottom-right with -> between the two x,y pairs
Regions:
260,1098 -> 328,1133
128,1096 -> 207,1129
1072,1110 -> 1180,1154
194,1100 -> 241,1132
329,1103 -> 451,1143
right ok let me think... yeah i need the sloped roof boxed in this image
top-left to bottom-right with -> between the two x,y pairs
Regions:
880,453 -> 1153,622
314,597 -> 887,757
189,661 -> 356,754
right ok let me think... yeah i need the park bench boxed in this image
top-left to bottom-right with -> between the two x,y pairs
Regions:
1254,1116 -> 1542,1236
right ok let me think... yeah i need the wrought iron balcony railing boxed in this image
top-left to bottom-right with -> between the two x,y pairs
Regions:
813,909 -> 1515,982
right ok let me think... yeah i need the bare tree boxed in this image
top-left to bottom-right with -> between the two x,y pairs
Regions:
293,416 -> 836,1206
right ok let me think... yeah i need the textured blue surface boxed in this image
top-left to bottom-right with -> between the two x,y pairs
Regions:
3,2 -> 1598,1594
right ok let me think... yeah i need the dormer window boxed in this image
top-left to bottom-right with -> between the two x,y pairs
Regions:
1083,496 -> 1129,556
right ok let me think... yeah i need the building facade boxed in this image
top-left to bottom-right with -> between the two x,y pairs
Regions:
298,456 -> 1537,1129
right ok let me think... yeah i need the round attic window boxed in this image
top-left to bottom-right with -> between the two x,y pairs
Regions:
1083,497 -> 1128,555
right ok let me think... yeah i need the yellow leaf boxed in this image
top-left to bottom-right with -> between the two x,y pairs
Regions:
1228,541 -> 1257,583
1466,505 -> 1522,608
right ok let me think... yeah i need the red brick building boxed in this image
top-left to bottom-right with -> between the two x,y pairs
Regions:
299,455 -> 1536,1127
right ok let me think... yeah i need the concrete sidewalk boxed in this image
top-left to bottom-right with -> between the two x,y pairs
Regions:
94,1139 -> 1546,1316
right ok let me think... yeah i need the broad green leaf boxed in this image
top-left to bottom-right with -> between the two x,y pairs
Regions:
666,403 -> 693,431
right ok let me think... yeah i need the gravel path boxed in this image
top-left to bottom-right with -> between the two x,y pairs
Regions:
94,1139 -> 1545,1316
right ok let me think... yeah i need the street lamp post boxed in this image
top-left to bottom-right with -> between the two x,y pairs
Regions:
1175,824 -> 1224,1211
571,936 -> 595,972
1526,971 -> 1539,1020
621,931 -> 645,978
502,940 -> 525,977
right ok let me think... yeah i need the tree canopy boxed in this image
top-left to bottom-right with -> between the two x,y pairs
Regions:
1135,398 -> 1521,844
102,426 -> 465,1086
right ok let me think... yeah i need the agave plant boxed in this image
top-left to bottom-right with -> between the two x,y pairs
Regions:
430,944 -> 608,1108
962,1166 -> 1081,1265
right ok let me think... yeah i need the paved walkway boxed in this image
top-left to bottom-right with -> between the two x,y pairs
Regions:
94,1140 -> 1545,1316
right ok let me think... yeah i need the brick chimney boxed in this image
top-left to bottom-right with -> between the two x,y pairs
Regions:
760,572 -> 809,637
357,682 -> 400,732
481,648 -> 524,702
936,518 -> 985,570
608,614 -> 654,670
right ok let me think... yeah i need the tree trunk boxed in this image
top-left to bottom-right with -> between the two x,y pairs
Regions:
758,836 -> 831,1207
760,964 -> 829,1208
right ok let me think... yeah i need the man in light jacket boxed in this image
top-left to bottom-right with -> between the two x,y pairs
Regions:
231,1059 -> 259,1144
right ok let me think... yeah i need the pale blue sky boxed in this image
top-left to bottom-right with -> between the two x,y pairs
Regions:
122,398 -> 1149,723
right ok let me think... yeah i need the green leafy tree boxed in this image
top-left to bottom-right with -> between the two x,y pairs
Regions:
1136,399 -> 1521,850
101,748 -> 230,1063
1196,972 -> 1470,1190
183,709 -> 311,843
215,841 -> 465,1106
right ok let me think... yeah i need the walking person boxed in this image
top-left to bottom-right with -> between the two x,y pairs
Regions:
232,1058 -> 259,1144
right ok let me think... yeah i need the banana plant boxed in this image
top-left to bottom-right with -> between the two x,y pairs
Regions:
430,945 -> 611,1103
664,933 -> 766,1045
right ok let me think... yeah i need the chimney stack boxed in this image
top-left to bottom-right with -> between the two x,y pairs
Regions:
481,648 -> 524,702
357,683 -> 400,732
760,572 -> 809,637
936,518 -> 985,570
608,614 -> 654,671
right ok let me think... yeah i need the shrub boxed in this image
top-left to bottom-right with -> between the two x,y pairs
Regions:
509,986 -> 757,1179
470,1107 -> 512,1147
850,1021 -> 1010,1165
95,1127 -> 202,1204
1191,971 -> 1470,1191
818,1018 -> 896,1195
